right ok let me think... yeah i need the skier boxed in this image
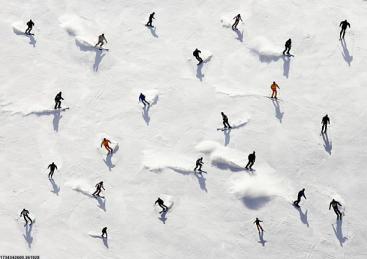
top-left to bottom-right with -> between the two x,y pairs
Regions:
221,112 -> 231,129
194,157 -> 204,172
329,199 -> 343,220
92,181 -> 105,197
101,227 -> 108,238
155,197 -> 168,213
146,12 -> 155,27
139,93 -> 150,107
253,217 -> 264,233
25,19 -> 34,35
193,48 -> 203,65
95,33 -> 108,48
321,114 -> 330,134
283,38 -> 292,56
20,209 -> 32,225
270,81 -> 280,99
47,162 -> 58,179
245,151 -> 256,170
339,20 -> 351,40
293,188 -> 306,207
232,14 -> 243,30
101,138 -> 113,153
54,92 -> 64,109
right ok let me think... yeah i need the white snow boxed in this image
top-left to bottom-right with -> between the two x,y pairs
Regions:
1,0 -> 367,258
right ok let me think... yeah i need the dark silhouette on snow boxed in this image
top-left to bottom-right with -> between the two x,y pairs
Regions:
20,209 -> 32,225
282,38 -> 292,56
47,162 -> 58,179
95,33 -> 108,48
270,81 -> 280,99
293,188 -> 306,207
139,93 -> 150,107
321,114 -> 330,134
194,157 -> 204,172
25,19 -> 34,35
193,48 -> 203,65
93,181 -> 105,197
232,14 -> 243,30
254,217 -> 264,233
155,197 -> 168,213
146,12 -> 155,27
245,151 -> 256,170
54,92 -> 64,109
221,112 -> 231,129
339,20 -> 350,40
101,227 -> 108,238
101,138 -> 113,153
329,199 -> 343,220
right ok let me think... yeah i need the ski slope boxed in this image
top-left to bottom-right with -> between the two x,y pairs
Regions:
1,0 -> 367,258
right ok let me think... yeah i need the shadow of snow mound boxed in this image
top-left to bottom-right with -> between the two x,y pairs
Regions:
248,37 -> 283,63
241,196 -> 272,210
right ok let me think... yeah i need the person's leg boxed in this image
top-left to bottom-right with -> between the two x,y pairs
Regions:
23,215 -> 28,224
26,215 -> 33,224
259,225 -> 263,232
194,165 -> 198,171
245,161 -> 250,169
342,30 -> 346,39
198,164 -> 202,172
274,90 -> 277,98
249,161 -> 254,169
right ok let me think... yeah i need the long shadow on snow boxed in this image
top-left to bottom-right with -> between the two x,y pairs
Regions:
258,231 -> 267,246
196,56 -> 212,81
142,96 -> 159,126
90,234 -> 109,248
293,205 -> 309,227
332,219 -> 348,247
194,171 -> 208,192
23,223 -> 33,248
49,178 -> 60,195
282,55 -> 291,78
340,39 -> 353,66
221,121 -> 248,146
75,39 -> 106,71
147,26 -> 159,38
270,98 -> 284,123
241,196 -> 271,210
234,29 -> 244,42
25,109 -> 66,132
13,28 -> 36,47
251,50 -> 291,78
321,132 -> 332,155
96,196 -> 106,212
103,144 -> 119,171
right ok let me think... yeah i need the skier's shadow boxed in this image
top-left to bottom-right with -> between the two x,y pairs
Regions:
258,231 -> 267,246
147,26 -> 159,38
142,105 -> 151,125
196,56 -> 212,81
49,178 -> 60,195
321,132 -> 332,155
23,223 -> 33,248
234,29 -> 244,42
159,210 -> 168,224
223,128 -> 231,146
93,51 -> 106,71
89,235 -> 109,248
194,171 -> 208,192
25,109 -> 66,132
271,98 -> 284,123
96,196 -> 106,211
13,28 -> 36,47
340,39 -> 353,66
103,145 -> 119,171
332,220 -> 348,246
281,55 -> 291,78
294,205 -> 309,227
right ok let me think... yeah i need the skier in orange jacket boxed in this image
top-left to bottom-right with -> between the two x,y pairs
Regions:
270,82 -> 280,99
101,138 -> 113,153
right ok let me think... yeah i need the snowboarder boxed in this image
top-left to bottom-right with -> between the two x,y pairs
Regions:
101,227 -> 108,238
245,151 -> 256,170
20,209 -> 32,225
321,114 -> 330,134
232,14 -> 243,30
339,20 -> 351,40
101,138 -> 113,153
283,38 -> 292,56
146,12 -> 155,27
193,48 -> 203,65
253,218 -> 264,233
293,188 -> 306,207
54,92 -> 64,109
95,33 -> 108,48
270,81 -> 280,99
139,93 -> 150,107
221,112 -> 231,129
329,199 -> 343,220
47,162 -> 58,179
194,157 -> 204,172
25,19 -> 34,35
155,197 -> 168,213
93,181 -> 105,197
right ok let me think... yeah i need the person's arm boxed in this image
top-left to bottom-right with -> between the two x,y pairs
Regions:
105,37 -> 108,43
48,164 -> 51,169
348,23 -> 350,28
154,200 -> 158,205
100,141 -> 103,148
107,140 -> 111,144
339,22 -> 343,27
329,202 -> 332,210
337,201 -> 342,206
303,194 -> 306,199
55,165 -> 58,170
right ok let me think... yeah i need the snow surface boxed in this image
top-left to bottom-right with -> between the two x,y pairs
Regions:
1,0 -> 367,258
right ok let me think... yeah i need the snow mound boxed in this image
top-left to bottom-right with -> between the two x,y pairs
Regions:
229,166 -> 293,210
220,16 -> 233,28
12,22 -> 25,35
65,180 -> 93,197
59,14 -> 86,37
196,140 -> 247,171
143,150 -> 195,175
248,36 -> 283,62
